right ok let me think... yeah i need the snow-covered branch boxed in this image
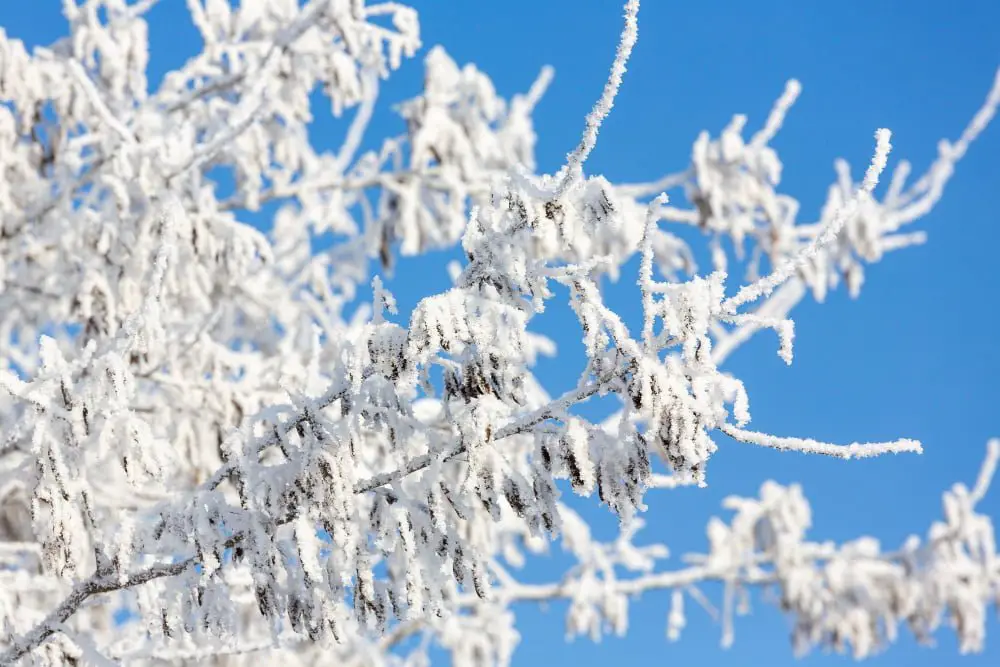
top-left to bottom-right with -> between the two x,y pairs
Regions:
0,1 -> 996,665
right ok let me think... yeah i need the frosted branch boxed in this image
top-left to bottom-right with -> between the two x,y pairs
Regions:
720,423 -> 922,459
0,2 -> 995,665
553,0 -> 640,197
724,128 -> 893,312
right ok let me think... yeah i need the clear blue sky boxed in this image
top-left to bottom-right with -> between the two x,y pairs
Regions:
2,1 -> 999,665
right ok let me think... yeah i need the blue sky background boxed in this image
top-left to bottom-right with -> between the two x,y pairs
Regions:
2,1 -> 999,665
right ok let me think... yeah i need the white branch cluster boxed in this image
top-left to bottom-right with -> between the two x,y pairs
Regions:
0,1 -> 996,665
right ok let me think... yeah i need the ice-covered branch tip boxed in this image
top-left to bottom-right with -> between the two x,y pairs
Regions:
751,78 -> 802,148
720,423 -> 922,459
863,128 -> 894,190
970,438 -> 1000,504
553,0 -> 640,197
723,128 -> 893,312
523,65 -> 556,112
949,67 -> 1000,162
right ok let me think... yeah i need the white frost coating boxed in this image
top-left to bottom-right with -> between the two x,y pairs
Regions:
720,424 -> 923,459
750,78 -> 802,148
0,1 -> 996,666
971,439 -> 1000,504
553,0 -> 640,197
723,128 -> 893,311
